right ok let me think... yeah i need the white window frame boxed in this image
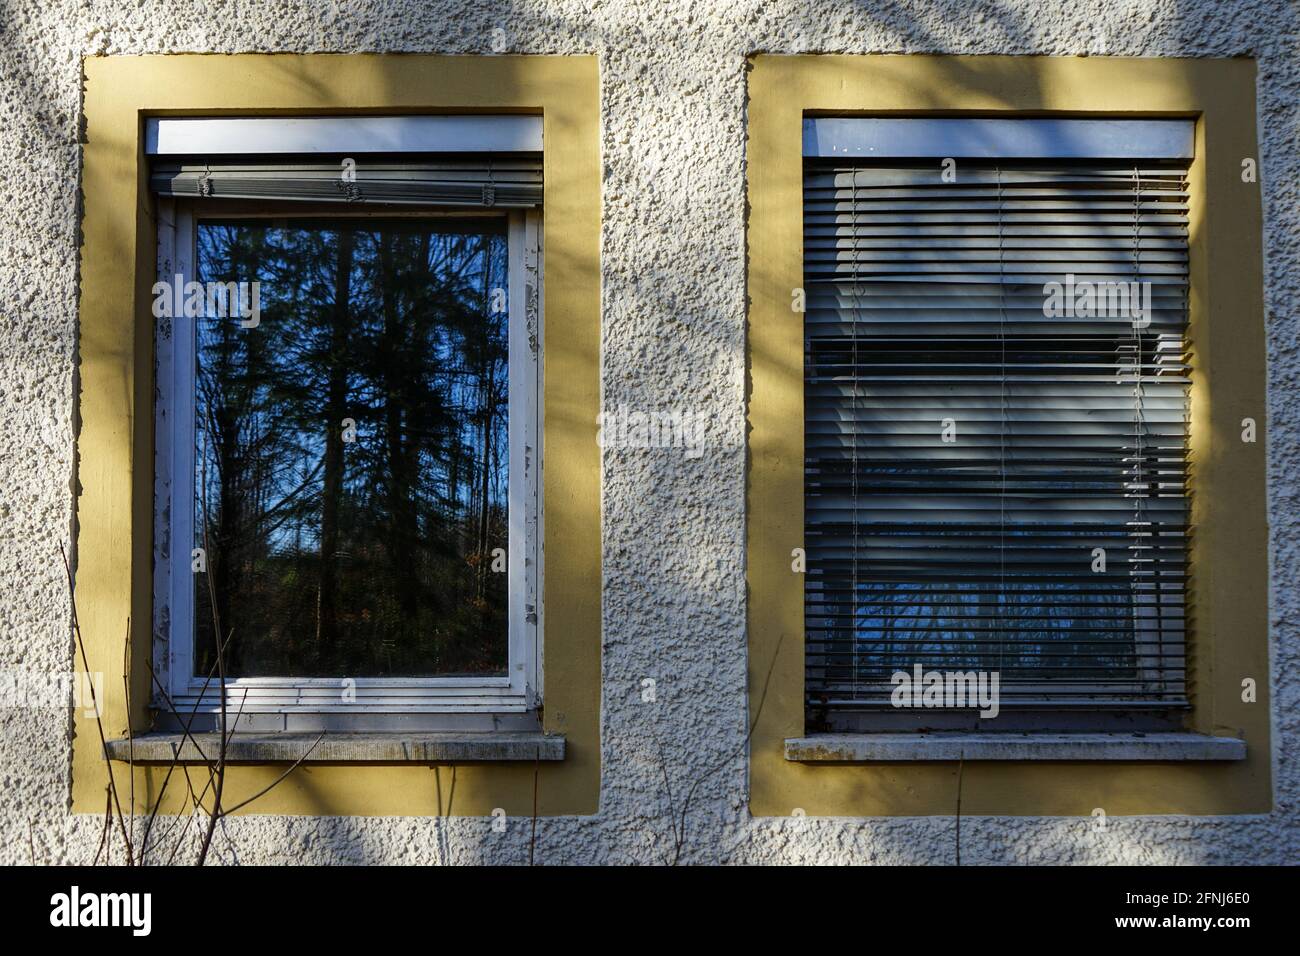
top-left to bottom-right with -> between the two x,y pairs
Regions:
152,184 -> 543,722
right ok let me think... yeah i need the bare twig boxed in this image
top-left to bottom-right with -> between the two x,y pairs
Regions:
146,659 -> 220,761
62,490 -> 325,865
168,763 -> 207,866
138,663 -> 214,860
955,755 -> 965,866
123,620 -> 135,862
196,437 -> 229,867
93,786 -> 111,866
529,748 -> 540,866
138,744 -> 184,864
220,733 -> 325,815
61,543 -> 134,864
656,741 -> 681,854
661,632 -> 786,865
137,645 -> 240,862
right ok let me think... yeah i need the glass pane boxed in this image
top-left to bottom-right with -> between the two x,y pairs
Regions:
192,217 -> 510,678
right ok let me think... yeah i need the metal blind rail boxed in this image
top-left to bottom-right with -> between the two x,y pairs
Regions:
803,159 -> 1191,715
151,159 -> 543,207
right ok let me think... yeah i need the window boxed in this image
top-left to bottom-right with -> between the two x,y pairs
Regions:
150,117 -> 543,728
747,56 -> 1267,815
802,118 -> 1193,732
78,54 -> 600,813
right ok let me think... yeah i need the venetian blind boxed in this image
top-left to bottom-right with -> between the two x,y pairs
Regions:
803,143 -> 1192,725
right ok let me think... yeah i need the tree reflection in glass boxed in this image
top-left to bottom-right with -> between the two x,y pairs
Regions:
192,217 -> 509,678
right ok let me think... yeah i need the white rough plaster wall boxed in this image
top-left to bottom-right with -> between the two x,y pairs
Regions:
1,0 -> 1297,865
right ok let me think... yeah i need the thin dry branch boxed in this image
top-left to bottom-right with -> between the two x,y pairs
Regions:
93,786 -> 112,866
955,755 -> 965,866
529,749 -> 540,866
220,732 -> 325,816
61,543 -> 134,864
196,434 -> 229,866
123,621 -> 135,857
660,632 -> 786,865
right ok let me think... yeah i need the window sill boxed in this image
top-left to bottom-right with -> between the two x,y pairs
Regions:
105,731 -> 565,764
784,732 -> 1245,762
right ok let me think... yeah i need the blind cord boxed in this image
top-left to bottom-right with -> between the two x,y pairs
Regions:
996,167 -> 1008,677
1131,165 -> 1153,697
851,167 -> 862,698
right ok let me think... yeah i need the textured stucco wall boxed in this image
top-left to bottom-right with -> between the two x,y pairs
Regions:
1,0 -> 1297,864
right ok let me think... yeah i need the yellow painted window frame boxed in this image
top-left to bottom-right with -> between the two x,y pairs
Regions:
746,55 -> 1271,816
75,54 -> 601,817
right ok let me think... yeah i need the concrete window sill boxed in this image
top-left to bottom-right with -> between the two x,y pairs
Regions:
105,732 -> 565,764
784,732 -> 1246,762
